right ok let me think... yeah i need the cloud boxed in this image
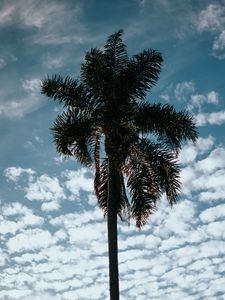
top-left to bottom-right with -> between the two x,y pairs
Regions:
196,3 -> 225,58
4,167 -> 65,212
196,4 -> 225,33
0,78 -> 44,119
179,135 -> 215,165
0,1 -> 81,30
181,145 -> 225,203
18,1 -> 67,29
25,174 -> 65,210
42,53 -> 64,69
0,202 -> 43,236
174,81 -> 195,101
195,110 -> 225,126
41,201 -> 61,212
22,79 -> 41,94
161,83 -> 224,130
4,166 -> 35,182
0,57 -> 6,68
7,229 -> 55,253
63,168 -> 94,199
190,91 -> 219,109
19,0 -> 86,46
196,147 -> 225,173
0,4 -> 15,25
2,141 -> 225,299
173,81 -> 219,112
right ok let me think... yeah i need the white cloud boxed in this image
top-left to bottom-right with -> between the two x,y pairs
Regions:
41,201 -> 61,212
22,79 -> 41,94
43,54 -> 64,69
196,4 -> 225,58
181,145 -> 225,204
213,29 -> 225,49
4,166 -> 35,182
175,81 -> 195,101
195,110 -> 225,126
25,174 -> 65,203
63,168 -> 94,198
68,223 -> 106,244
2,143 -> 225,299
7,229 -> 55,253
196,135 -> 215,153
196,147 -> 225,173
196,4 -> 225,33
0,289 -> 31,300
179,135 -> 215,165
179,144 -> 198,164
0,249 -> 8,266
174,81 -> 219,111
190,91 -> 219,109
0,202 -> 44,236
19,1 -> 66,29
0,78 -> 44,119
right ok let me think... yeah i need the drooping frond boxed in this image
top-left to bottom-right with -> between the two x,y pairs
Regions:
52,109 -> 95,165
134,102 -> 198,150
95,157 -> 131,220
125,138 -> 181,228
125,152 -> 160,228
135,139 -> 181,206
94,129 -> 101,200
96,158 -> 108,217
122,49 -> 163,101
104,29 -> 128,74
119,172 -> 131,222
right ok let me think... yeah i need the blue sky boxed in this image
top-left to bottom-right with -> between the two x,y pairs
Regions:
1,0 -> 225,299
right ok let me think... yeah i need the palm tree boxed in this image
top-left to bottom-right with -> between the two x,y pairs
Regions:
41,30 -> 198,300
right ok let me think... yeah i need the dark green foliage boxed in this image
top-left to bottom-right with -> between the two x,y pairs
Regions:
41,29 -> 198,228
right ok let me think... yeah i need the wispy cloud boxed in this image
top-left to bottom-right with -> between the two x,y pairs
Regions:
196,3 -> 225,59
174,80 -> 220,111
175,81 -> 196,101
0,3 -> 15,25
0,78 -> 43,119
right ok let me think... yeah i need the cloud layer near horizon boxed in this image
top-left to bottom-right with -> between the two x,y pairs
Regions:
1,135 -> 225,299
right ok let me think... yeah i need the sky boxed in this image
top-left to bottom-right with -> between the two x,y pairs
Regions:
0,0 -> 225,299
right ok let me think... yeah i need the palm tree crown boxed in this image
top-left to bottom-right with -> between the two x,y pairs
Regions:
42,30 -> 198,299
41,29 -> 197,228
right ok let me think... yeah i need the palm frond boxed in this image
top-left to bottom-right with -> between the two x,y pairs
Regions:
41,75 -> 93,109
52,109 -> 95,165
134,102 -> 198,150
136,139 -> 181,206
104,29 -> 128,74
96,158 -> 108,217
126,153 -> 160,228
121,49 -> 163,101
94,130 -> 101,200
118,172 -> 131,222
96,158 -> 131,220
81,48 -> 109,100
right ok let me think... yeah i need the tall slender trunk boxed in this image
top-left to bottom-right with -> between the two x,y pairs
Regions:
107,158 -> 120,300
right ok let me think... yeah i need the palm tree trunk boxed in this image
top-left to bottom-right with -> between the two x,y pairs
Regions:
107,158 -> 120,300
